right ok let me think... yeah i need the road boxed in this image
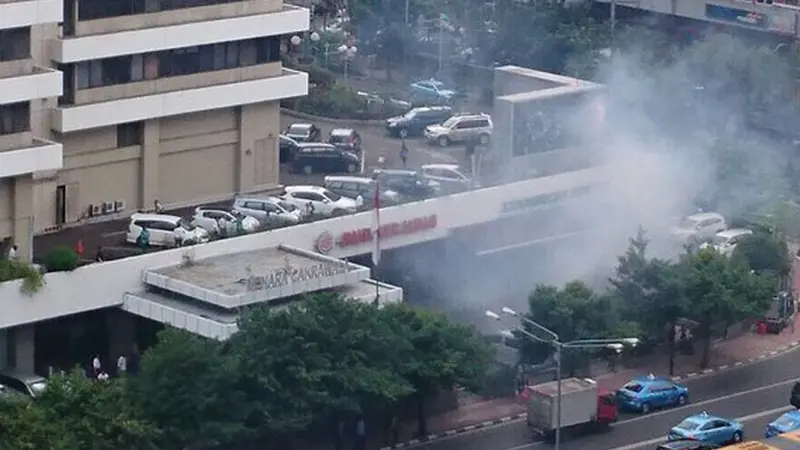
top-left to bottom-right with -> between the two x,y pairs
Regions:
416,352 -> 800,450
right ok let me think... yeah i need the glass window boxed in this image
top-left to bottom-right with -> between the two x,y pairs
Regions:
225,42 -> 239,68
0,102 -> 30,135
213,44 -> 226,70
622,382 -> 644,393
322,189 -> 341,201
441,116 -> 459,128
278,201 -> 297,212
239,39 -> 256,66
130,54 -> 144,81
0,27 -> 31,61
28,381 -> 47,396
674,419 -> 701,431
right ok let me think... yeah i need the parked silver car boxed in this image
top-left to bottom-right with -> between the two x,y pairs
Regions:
232,196 -> 303,225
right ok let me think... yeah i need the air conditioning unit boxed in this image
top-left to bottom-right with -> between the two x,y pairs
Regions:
90,204 -> 102,216
103,201 -> 115,214
114,200 -> 126,212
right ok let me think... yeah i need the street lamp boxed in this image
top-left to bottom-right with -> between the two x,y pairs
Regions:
486,309 -> 638,450
337,43 -> 357,85
291,32 -> 321,61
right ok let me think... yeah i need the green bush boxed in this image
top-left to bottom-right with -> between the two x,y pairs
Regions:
288,85 -> 407,120
0,259 -> 44,295
43,247 -> 79,272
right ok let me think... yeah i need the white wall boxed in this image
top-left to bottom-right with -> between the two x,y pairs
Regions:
0,164 -> 613,329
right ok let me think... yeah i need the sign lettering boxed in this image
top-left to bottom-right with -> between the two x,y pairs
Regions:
244,262 -> 349,292
501,184 -> 599,214
338,215 -> 438,247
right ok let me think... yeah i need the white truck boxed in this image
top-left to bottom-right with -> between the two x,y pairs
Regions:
526,377 -> 618,439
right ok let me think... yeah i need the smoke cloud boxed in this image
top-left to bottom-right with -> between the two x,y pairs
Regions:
393,25 -> 797,334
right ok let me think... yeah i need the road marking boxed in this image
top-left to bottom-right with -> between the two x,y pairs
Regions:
609,405 -> 794,450
100,231 -> 126,238
411,377 -> 800,450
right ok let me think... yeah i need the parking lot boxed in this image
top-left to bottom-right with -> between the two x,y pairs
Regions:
31,115 -> 462,262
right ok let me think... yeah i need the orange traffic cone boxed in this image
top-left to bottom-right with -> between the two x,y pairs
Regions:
76,239 -> 84,256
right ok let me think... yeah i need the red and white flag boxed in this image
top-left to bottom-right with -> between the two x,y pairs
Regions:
371,180 -> 382,266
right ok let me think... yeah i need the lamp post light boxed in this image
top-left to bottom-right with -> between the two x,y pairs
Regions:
337,43 -> 357,86
486,308 -> 639,450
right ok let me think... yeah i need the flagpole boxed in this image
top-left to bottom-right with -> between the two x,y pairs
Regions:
372,178 -> 382,305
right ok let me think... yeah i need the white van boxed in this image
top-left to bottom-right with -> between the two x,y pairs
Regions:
126,213 -> 209,247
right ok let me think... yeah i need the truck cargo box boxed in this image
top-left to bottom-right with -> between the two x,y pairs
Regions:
526,378 -> 599,431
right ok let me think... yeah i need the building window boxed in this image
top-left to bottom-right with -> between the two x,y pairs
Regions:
0,28 -> 31,61
117,122 -> 143,147
0,102 -> 31,135
77,0 -> 242,20
75,37 -> 282,90
255,37 -> 281,64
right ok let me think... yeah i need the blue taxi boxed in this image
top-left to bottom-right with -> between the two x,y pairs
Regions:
765,409 -> 800,438
616,374 -> 689,414
668,412 -> 743,445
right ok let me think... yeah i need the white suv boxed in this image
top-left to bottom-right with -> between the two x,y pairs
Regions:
424,113 -> 492,147
281,186 -> 360,216
126,213 -> 209,247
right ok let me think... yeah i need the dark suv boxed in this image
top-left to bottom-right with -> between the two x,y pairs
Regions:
279,135 -> 300,163
327,128 -> 362,153
385,106 -> 453,138
371,169 -> 439,201
323,176 -> 401,208
292,143 -> 360,175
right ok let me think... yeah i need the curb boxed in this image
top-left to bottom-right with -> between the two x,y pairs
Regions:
281,108 -> 386,127
378,413 -> 528,450
669,340 -> 800,382
379,340 -> 800,450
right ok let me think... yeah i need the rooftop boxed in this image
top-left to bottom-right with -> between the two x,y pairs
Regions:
143,245 -> 371,309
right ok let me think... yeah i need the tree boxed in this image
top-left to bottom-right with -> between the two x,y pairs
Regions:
732,232 -> 791,278
132,328 -> 248,450
229,294 -> 413,447
0,396 -> 75,450
35,371 -> 159,450
522,280 -> 624,375
379,304 -> 493,437
610,228 -> 686,374
677,248 -> 774,368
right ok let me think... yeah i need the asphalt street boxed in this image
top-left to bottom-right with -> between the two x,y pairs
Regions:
416,352 -> 800,450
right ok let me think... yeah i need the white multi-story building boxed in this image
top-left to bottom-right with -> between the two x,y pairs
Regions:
0,0 -> 309,258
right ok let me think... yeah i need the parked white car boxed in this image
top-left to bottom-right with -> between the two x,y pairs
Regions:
126,213 -> 210,247
281,185 -> 360,216
421,163 -> 478,193
232,196 -> 304,225
191,208 -> 260,236
671,212 -> 727,242
704,228 -> 754,256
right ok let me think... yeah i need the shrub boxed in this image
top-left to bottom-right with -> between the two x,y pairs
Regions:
0,260 -> 45,295
43,247 -> 79,272
288,85 -> 408,120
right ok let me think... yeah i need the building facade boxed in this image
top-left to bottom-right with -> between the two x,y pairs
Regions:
0,0 -> 309,258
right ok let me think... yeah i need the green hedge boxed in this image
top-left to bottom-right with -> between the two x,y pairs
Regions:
284,85 -> 407,120
0,259 -> 44,294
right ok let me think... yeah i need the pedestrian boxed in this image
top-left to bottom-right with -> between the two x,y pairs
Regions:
388,414 -> 398,446
153,199 -> 164,213
92,355 -> 101,377
94,246 -> 104,262
354,416 -> 366,450
399,139 -> 409,168
377,155 -> 387,169
97,370 -> 110,381
117,354 -> 127,375
7,244 -> 17,261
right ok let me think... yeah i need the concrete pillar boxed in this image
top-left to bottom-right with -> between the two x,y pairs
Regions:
11,175 -> 34,261
235,106 -> 252,193
11,325 -> 35,373
236,103 -> 280,193
106,310 -> 135,363
140,119 -> 160,209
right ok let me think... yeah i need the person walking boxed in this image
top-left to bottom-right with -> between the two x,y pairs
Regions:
7,244 -> 17,261
399,139 -> 409,168
116,354 -> 127,375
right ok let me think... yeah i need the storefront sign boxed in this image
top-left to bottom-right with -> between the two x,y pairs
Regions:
705,4 -> 767,28
501,185 -> 594,214
316,215 -> 438,250
244,261 -> 348,291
